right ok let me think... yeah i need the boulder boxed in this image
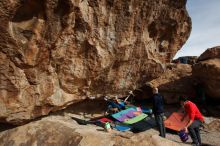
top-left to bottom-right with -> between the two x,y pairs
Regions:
149,64 -> 193,104
198,46 -> 220,61
0,0 -> 191,123
172,56 -> 197,65
193,46 -> 220,99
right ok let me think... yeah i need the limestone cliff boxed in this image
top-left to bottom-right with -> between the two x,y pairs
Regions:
0,0 -> 191,124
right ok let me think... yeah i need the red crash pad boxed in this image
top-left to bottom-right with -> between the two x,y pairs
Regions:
164,112 -> 189,131
98,118 -> 113,123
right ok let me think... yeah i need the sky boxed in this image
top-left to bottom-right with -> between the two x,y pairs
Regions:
174,0 -> 220,59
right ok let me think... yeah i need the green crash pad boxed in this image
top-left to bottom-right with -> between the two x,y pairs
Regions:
123,113 -> 147,124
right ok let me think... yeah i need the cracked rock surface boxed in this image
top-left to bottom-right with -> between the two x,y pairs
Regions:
0,0 -> 191,124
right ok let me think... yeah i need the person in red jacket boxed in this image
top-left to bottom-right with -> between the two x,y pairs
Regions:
179,96 -> 204,146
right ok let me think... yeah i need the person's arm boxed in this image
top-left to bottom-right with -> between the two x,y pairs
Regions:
184,119 -> 193,133
182,105 -> 195,132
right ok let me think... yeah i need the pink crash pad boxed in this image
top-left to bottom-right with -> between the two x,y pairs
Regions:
164,112 -> 189,131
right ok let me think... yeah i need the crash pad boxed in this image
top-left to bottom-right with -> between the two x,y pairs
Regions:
164,112 -> 189,131
125,106 -> 152,115
114,125 -> 131,131
130,118 -> 152,133
98,118 -> 113,123
111,108 -> 136,122
112,108 -> 147,124
123,113 -> 147,124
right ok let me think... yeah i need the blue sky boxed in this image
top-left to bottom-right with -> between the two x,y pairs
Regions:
174,0 -> 220,59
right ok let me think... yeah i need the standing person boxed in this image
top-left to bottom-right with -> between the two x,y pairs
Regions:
180,96 -> 204,146
152,87 -> 166,138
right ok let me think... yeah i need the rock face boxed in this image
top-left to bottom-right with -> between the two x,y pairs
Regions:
0,116 -> 187,146
0,0 -> 191,123
193,46 -> 220,99
0,120 -> 83,146
149,64 -> 193,104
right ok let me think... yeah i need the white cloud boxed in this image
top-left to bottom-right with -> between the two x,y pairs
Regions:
174,0 -> 220,59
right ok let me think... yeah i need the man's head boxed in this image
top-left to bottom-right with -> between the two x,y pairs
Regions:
179,96 -> 188,107
152,87 -> 159,94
